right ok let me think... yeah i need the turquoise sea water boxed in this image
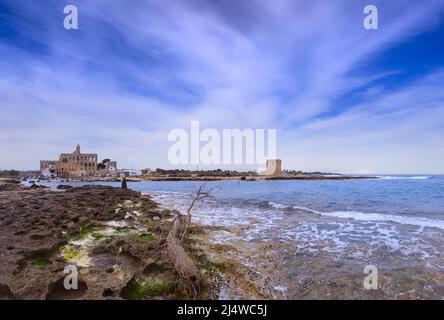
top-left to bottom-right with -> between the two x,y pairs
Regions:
33,175 -> 444,298
39,174 -> 444,225
141,175 -> 444,219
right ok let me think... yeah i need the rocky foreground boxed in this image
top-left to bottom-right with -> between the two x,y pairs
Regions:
0,181 -> 239,300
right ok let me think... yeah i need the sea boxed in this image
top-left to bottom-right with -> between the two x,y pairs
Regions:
31,175 -> 444,299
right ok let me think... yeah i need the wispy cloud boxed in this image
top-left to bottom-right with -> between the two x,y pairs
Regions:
281,70 -> 444,174
0,0 -> 443,172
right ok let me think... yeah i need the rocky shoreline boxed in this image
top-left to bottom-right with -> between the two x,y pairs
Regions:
3,179 -> 440,300
0,180 -> 262,300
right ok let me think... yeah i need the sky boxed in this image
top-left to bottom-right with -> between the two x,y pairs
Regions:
0,0 -> 444,174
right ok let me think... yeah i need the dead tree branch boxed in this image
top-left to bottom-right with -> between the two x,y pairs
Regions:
166,182 -> 219,298
180,182 -> 219,242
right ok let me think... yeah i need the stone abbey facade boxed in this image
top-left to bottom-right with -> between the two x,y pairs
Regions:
40,144 -> 117,178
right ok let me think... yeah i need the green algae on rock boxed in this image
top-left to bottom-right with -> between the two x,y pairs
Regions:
121,277 -> 179,299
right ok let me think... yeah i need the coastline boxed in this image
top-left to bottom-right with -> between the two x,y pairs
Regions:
146,180 -> 444,300
0,180 -> 248,300
0,178 -> 306,300
3,178 -> 443,299
25,174 -> 378,183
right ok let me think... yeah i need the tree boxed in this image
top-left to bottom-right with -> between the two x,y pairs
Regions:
0,170 -> 19,177
97,163 -> 106,170
166,183 -> 218,298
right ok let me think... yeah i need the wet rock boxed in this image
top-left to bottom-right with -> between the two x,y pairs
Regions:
30,184 -> 48,189
0,178 -> 20,184
0,183 -> 27,192
57,185 -> 74,190
0,185 -> 165,300
0,283 -> 15,300
161,209 -> 171,215
102,288 -> 114,297
46,278 -> 88,300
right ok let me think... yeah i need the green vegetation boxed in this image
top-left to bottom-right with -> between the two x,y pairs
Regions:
0,169 -> 20,177
200,259 -> 227,272
153,168 -> 257,177
135,233 -> 155,244
63,224 -> 95,242
102,227 -> 155,244
141,216 -> 161,228
59,225 -> 154,267
77,224 -> 95,239
60,245 -> 87,263
91,231 -> 106,240
64,225 -> 155,244
123,277 -> 178,299
27,257 -> 50,267
97,158 -> 111,170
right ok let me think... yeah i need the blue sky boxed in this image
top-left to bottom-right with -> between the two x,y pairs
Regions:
1,0 -> 444,173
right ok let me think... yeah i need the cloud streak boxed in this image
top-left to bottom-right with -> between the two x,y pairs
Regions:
0,0 -> 443,172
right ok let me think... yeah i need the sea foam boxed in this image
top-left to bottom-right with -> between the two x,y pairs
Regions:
377,176 -> 430,180
288,204 -> 444,230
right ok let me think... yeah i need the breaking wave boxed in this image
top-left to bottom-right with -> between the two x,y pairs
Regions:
377,176 -> 430,180
266,202 -> 444,230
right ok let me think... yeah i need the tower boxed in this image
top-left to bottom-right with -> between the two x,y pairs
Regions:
263,159 -> 282,176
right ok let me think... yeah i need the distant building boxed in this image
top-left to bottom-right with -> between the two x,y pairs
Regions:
40,144 -> 117,178
141,168 -> 152,176
105,161 -> 117,172
261,159 -> 282,177
40,161 -> 58,178
119,168 -> 142,177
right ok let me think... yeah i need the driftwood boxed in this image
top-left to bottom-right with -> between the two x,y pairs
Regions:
166,183 -> 218,298
166,214 -> 199,296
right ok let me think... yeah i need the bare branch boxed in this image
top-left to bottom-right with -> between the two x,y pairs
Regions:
166,182 -> 220,298
181,183 -> 218,242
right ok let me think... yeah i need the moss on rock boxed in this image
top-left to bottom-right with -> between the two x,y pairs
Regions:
122,277 -> 178,299
27,257 -> 50,267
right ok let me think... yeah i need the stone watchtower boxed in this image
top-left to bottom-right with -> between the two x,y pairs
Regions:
262,159 -> 282,177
